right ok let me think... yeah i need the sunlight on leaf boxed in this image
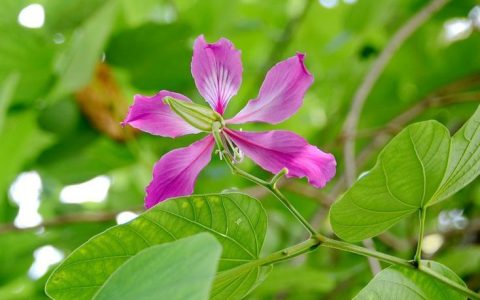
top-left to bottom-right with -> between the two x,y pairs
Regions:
45,193 -> 267,300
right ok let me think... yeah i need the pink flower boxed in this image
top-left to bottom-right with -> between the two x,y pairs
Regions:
122,35 -> 336,208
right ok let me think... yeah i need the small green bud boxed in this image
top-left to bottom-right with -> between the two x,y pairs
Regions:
164,97 -> 223,131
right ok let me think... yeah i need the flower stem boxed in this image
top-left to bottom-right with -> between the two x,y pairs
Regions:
258,237 -> 321,266
269,168 -> 288,188
413,207 -> 427,266
224,152 -> 317,236
266,184 -> 318,236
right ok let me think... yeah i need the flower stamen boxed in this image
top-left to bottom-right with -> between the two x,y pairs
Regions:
220,131 -> 244,164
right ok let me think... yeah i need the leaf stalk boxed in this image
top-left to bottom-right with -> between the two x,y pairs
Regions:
413,206 -> 427,266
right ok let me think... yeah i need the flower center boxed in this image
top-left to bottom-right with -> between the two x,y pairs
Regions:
211,122 -> 243,164
220,131 -> 244,163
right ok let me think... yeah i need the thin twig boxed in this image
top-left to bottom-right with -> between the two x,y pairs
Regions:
0,210 -> 141,234
342,0 -> 450,184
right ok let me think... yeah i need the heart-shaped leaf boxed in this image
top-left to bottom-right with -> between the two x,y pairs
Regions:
46,193 -> 267,300
354,261 -> 467,300
330,106 -> 480,242
94,233 -> 221,300
330,121 -> 450,241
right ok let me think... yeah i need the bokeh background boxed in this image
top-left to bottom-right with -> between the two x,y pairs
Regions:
1,0 -> 479,299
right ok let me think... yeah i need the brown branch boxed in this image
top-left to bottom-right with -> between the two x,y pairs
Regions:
0,178 -> 294,234
0,209 -> 141,234
0,178 -> 292,235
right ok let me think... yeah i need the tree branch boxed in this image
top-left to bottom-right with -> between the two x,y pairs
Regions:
0,209 -> 141,234
342,0 -> 449,185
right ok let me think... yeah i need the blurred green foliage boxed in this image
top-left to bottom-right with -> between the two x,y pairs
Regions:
0,0 -> 479,299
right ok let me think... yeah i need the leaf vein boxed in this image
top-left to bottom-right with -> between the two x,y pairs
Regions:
141,214 -> 177,240
409,129 -> 426,206
156,208 -> 256,258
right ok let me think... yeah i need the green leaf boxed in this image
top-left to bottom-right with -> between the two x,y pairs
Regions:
330,121 -> 450,242
93,233 -> 222,300
331,106 -> 480,242
45,193 -> 267,300
432,105 -> 480,203
354,261 -> 467,300
49,0 -> 118,100
0,26 -> 55,103
0,73 -> 19,133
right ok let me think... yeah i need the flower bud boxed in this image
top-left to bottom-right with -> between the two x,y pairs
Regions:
163,97 -> 223,131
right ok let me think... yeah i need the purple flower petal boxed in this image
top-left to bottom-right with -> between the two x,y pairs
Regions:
145,135 -> 215,208
225,129 -> 336,188
228,53 -> 313,125
191,35 -> 242,115
122,91 -> 201,138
